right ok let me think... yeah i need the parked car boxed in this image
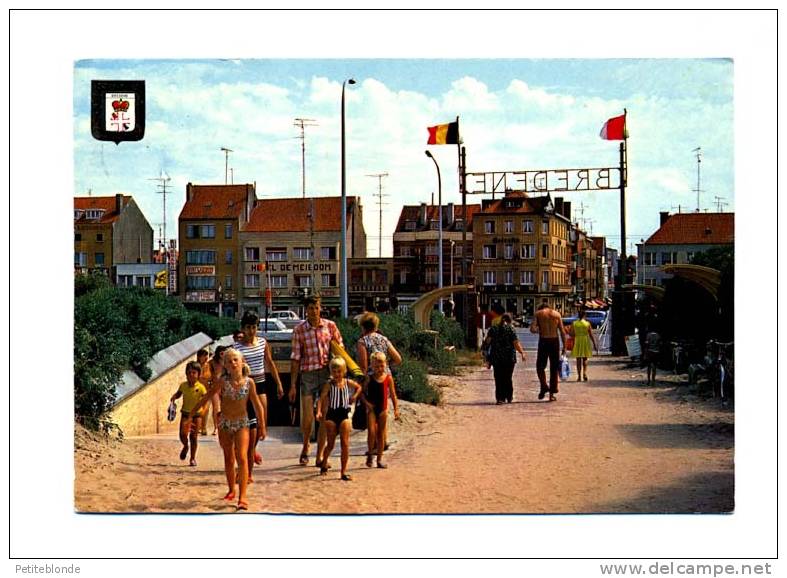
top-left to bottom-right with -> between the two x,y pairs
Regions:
585,310 -> 608,328
258,318 -> 293,339
268,310 -> 302,329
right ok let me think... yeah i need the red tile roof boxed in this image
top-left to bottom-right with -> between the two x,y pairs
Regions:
179,184 -> 252,220
245,196 -> 358,232
645,212 -> 734,245
74,195 -> 129,224
394,204 -> 481,232
479,194 -> 552,215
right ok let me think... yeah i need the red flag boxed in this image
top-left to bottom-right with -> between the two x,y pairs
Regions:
599,114 -> 626,140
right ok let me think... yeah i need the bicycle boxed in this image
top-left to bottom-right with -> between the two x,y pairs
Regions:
708,340 -> 734,405
670,340 -> 690,375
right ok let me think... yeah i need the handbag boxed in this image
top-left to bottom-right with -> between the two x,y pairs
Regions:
559,355 -> 571,381
351,399 -> 367,431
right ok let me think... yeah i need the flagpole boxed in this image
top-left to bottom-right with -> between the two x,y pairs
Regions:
612,108 -> 631,356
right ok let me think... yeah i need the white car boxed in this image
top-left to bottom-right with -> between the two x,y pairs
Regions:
258,318 -> 293,339
268,310 -> 302,329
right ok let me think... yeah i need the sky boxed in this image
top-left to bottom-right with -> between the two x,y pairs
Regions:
73,58 -> 734,257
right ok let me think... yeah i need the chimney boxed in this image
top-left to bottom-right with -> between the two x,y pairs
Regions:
446,202 -> 455,226
186,182 -> 194,202
563,201 -> 572,222
115,193 -> 123,214
660,211 -> 670,226
419,202 -> 427,226
554,197 -> 564,218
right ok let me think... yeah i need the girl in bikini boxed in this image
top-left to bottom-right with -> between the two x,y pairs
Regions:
315,357 -> 363,481
190,348 -> 265,511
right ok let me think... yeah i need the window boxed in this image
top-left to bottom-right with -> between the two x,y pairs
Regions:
645,278 -> 657,286
135,275 -> 151,287
294,247 -> 312,260
266,248 -> 287,261
271,275 -> 287,288
521,244 -> 535,259
295,275 -> 312,287
224,275 -> 232,289
321,274 -> 337,287
483,245 -> 497,259
225,250 -> 233,264
399,245 -> 411,257
542,271 -> 549,288
405,220 -> 416,231
95,252 -> 105,266
521,270 -> 535,285
504,220 -> 513,233
399,269 -> 407,284
661,252 -> 678,265
244,247 -> 260,262
74,232 -> 82,242
542,220 -> 549,234
186,250 -> 216,265
455,219 -> 465,231
86,209 -> 104,220
224,224 -> 232,239
523,220 -> 533,233
504,271 -> 514,285
186,224 -> 199,239
484,221 -> 495,234
425,244 -> 438,256
118,275 -> 133,287
74,209 -> 84,220
504,244 -> 514,259
429,220 -> 439,230
483,271 -> 496,286
686,251 -> 695,263
541,244 -> 549,259
186,276 -> 216,290
453,243 -> 462,256
321,246 -> 337,260
425,269 -> 438,284
96,233 -> 104,242
244,274 -> 260,288
75,252 -> 87,266
200,225 -> 215,239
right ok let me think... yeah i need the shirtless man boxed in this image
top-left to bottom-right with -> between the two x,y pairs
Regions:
530,299 -> 567,401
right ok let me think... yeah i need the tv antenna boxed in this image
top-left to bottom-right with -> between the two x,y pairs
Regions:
366,172 -> 389,257
220,147 -> 233,185
149,173 -> 172,294
713,196 -> 728,212
294,118 -> 318,198
692,147 -> 703,212
671,204 -> 685,214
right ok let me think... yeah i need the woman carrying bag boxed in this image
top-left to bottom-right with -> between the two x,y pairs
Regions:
569,308 -> 599,381
483,313 -> 526,404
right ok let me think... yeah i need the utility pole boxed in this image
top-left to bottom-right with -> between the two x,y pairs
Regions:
230,167 -> 234,185
149,173 -> 172,295
294,118 -> 318,198
366,172 -> 389,257
692,147 -> 702,212
220,147 -> 233,185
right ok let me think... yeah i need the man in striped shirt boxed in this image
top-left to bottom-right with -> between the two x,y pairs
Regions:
288,295 -> 344,467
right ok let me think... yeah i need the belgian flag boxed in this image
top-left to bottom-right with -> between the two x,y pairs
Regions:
427,120 -> 459,145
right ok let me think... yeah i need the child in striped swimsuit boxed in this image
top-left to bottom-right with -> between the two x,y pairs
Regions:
316,357 -> 363,481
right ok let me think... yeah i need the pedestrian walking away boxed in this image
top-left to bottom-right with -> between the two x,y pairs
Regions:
530,299 -> 567,401
483,313 -> 526,404
289,295 -> 344,468
234,310 -> 284,483
569,309 -> 598,382
169,361 -> 208,466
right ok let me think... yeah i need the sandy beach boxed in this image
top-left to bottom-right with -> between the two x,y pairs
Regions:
75,355 -> 734,514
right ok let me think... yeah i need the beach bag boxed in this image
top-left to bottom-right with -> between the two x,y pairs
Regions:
351,399 -> 367,431
559,355 -> 571,381
167,401 -> 177,422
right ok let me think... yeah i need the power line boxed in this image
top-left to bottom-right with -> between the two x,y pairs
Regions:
294,118 -> 318,198
366,172 -> 389,257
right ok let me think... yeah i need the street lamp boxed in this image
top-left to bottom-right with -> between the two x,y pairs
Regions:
217,283 -> 223,318
425,150 -> 443,313
341,78 -> 356,319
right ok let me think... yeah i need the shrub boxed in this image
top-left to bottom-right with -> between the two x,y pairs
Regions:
392,357 -> 441,405
429,311 -> 464,347
426,347 -> 457,376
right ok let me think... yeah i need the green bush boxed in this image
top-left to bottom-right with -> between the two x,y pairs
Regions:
426,347 -> 457,376
392,357 -> 441,405
429,311 -> 464,347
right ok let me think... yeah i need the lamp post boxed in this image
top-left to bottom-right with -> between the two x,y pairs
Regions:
217,283 -> 223,318
425,150 -> 443,313
340,78 -> 356,319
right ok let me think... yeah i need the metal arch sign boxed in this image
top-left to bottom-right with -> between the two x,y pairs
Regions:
465,167 -> 621,195
91,80 -> 145,144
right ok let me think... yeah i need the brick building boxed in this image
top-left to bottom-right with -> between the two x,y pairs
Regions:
74,194 -> 153,278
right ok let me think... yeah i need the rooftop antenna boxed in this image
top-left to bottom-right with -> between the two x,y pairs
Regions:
692,147 -> 703,212
220,147 -> 233,185
230,167 -> 234,185
713,196 -> 728,212
149,173 -> 172,294
671,204 -> 684,214
576,201 -> 588,226
294,118 -> 318,198
366,172 -> 389,257
87,188 -> 92,197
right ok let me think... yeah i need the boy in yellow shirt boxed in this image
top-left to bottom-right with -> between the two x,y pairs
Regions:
170,361 -> 208,466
